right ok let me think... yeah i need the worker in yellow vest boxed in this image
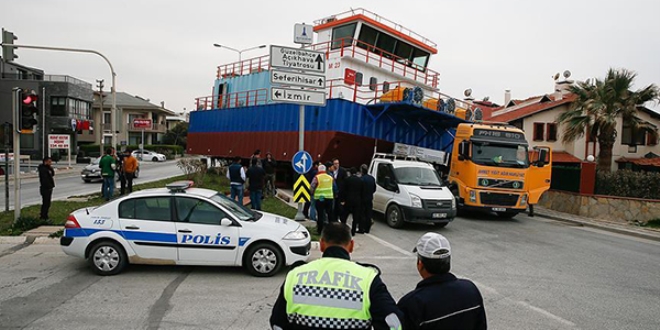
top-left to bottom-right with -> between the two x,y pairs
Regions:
310,164 -> 338,235
270,223 -> 403,330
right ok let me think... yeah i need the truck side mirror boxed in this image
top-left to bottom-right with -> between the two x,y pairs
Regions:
458,141 -> 469,161
537,149 -> 548,167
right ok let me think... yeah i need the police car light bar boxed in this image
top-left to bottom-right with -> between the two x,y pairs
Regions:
166,181 -> 194,192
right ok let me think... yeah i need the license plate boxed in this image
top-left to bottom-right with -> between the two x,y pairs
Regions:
492,207 -> 506,212
432,213 -> 447,219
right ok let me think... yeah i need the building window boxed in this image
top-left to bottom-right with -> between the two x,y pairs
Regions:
51,97 -> 67,116
647,132 -> 658,146
546,123 -> 558,142
533,123 -> 545,141
103,112 -> 111,124
621,123 -> 646,145
331,23 -> 357,49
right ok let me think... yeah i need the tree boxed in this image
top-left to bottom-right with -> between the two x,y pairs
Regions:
557,68 -> 659,171
162,122 -> 188,147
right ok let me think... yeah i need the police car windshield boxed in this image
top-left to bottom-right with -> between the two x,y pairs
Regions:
210,194 -> 261,221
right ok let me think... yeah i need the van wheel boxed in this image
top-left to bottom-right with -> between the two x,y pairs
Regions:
88,240 -> 127,276
496,211 -> 518,219
245,242 -> 283,277
386,204 -> 405,228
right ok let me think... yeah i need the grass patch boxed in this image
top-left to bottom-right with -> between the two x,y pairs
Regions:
0,172 -> 301,236
642,219 -> 660,228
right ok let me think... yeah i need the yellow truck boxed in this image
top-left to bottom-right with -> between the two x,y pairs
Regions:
448,122 -> 552,218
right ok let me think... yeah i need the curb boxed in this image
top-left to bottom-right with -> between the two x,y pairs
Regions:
535,212 -> 660,242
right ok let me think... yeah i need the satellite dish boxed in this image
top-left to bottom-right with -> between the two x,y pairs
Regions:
483,96 -> 490,102
465,109 -> 473,121
553,73 -> 560,81
446,98 -> 456,114
563,70 -> 571,79
474,108 -> 483,121
464,89 -> 472,97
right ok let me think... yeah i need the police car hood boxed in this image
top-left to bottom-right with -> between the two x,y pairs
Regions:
256,211 -> 302,232
402,185 -> 454,200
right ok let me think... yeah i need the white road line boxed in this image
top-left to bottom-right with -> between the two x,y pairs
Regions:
365,234 -> 415,257
366,232 -> 578,328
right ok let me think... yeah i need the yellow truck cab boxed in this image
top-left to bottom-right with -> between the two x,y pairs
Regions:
449,123 -> 551,218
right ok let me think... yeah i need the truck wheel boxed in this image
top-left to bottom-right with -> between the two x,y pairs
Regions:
496,211 -> 518,219
385,204 -> 405,229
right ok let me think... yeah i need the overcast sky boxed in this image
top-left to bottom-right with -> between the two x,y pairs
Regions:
2,0 -> 659,113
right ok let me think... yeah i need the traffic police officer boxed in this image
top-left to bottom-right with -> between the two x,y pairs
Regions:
270,223 -> 403,330
310,164 -> 337,235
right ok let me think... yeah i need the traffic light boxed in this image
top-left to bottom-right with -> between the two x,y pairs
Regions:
20,91 -> 38,133
1,28 -> 18,62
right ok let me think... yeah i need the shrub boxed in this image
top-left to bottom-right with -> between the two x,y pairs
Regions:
7,216 -> 46,236
595,170 -> 660,199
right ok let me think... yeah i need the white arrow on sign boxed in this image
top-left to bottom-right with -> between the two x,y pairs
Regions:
295,153 -> 309,172
271,87 -> 326,106
270,70 -> 326,89
270,45 -> 325,73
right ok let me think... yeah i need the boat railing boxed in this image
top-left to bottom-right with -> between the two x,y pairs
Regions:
216,55 -> 269,79
312,8 -> 437,50
195,88 -> 269,110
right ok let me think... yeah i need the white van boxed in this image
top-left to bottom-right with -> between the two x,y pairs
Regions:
369,153 -> 456,228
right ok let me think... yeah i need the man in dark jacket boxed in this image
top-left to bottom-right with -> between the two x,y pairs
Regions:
360,164 -> 376,233
398,233 -> 487,330
330,158 -> 347,222
246,158 -> 266,210
226,156 -> 246,203
38,157 -> 55,222
340,167 -> 364,235
302,161 -> 319,220
263,152 -> 278,196
270,223 -> 403,330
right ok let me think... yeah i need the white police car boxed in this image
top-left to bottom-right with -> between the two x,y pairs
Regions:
60,181 -> 311,277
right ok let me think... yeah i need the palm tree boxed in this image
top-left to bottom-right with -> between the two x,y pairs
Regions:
557,68 -> 659,171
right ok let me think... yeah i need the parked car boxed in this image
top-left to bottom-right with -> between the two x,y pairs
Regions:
81,157 -> 140,183
132,150 -> 166,162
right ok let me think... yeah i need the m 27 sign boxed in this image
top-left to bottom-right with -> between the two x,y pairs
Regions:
133,118 -> 152,129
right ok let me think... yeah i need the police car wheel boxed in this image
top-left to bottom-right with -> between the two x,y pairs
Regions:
88,240 -> 127,276
386,204 -> 405,229
245,243 -> 283,277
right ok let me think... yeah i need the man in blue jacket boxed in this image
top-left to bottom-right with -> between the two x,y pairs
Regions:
398,232 -> 487,329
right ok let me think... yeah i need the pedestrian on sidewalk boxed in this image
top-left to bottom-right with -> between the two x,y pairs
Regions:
99,148 -> 117,201
310,164 -> 337,235
263,152 -> 277,197
341,167 -> 364,235
398,232 -> 487,330
116,150 -> 126,195
226,156 -> 246,203
246,157 -> 266,210
123,149 -> 138,194
360,164 -> 376,233
330,158 -> 348,223
38,157 -> 55,223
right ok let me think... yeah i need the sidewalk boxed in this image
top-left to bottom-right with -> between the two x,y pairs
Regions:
0,166 -> 78,182
533,205 -> 660,242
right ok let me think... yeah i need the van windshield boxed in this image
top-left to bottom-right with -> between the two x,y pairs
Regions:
472,142 -> 529,168
393,167 -> 443,186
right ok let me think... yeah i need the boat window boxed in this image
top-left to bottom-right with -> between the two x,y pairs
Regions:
355,72 -> 363,86
394,41 -> 413,65
357,25 -> 379,51
412,48 -> 430,69
376,33 -> 397,58
331,23 -> 357,49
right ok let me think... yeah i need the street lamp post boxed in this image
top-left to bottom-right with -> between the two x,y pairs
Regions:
213,44 -> 266,63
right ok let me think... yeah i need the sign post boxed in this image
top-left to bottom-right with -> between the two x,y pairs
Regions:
48,134 -> 71,167
270,29 -> 326,221
133,118 -> 152,160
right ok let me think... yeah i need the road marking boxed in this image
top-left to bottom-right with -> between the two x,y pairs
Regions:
366,232 -> 578,328
365,234 -> 415,257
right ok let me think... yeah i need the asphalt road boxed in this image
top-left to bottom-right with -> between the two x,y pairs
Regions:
1,211 -> 658,329
0,161 -> 184,210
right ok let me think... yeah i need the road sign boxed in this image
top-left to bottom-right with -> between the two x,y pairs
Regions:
48,134 -> 70,149
271,70 -> 325,89
133,118 -> 153,129
270,45 -> 325,73
292,150 -> 312,174
293,175 -> 311,203
272,87 -> 326,106
294,23 -> 313,44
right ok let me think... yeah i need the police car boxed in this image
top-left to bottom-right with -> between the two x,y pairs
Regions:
60,181 -> 311,277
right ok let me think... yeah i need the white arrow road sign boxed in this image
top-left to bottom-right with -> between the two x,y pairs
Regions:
271,70 -> 326,89
270,45 -> 325,73
271,87 -> 326,106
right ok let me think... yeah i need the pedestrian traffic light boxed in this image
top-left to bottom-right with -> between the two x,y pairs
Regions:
1,28 -> 18,62
20,91 -> 38,134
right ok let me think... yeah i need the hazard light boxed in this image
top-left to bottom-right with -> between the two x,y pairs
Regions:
166,181 -> 194,192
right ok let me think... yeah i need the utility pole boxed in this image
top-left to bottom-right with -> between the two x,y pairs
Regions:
4,122 -> 10,212
12,88 -> 21,221
97,79 -> 104,155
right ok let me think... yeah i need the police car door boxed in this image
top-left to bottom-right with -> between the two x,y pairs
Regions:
174,197 -> 239,265
117,196 -> 178,261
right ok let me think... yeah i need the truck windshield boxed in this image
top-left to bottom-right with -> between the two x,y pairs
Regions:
393,167 -> 443,186
471,142 -> 529,168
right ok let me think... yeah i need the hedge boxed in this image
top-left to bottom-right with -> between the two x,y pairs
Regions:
595,169 -> 660,200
